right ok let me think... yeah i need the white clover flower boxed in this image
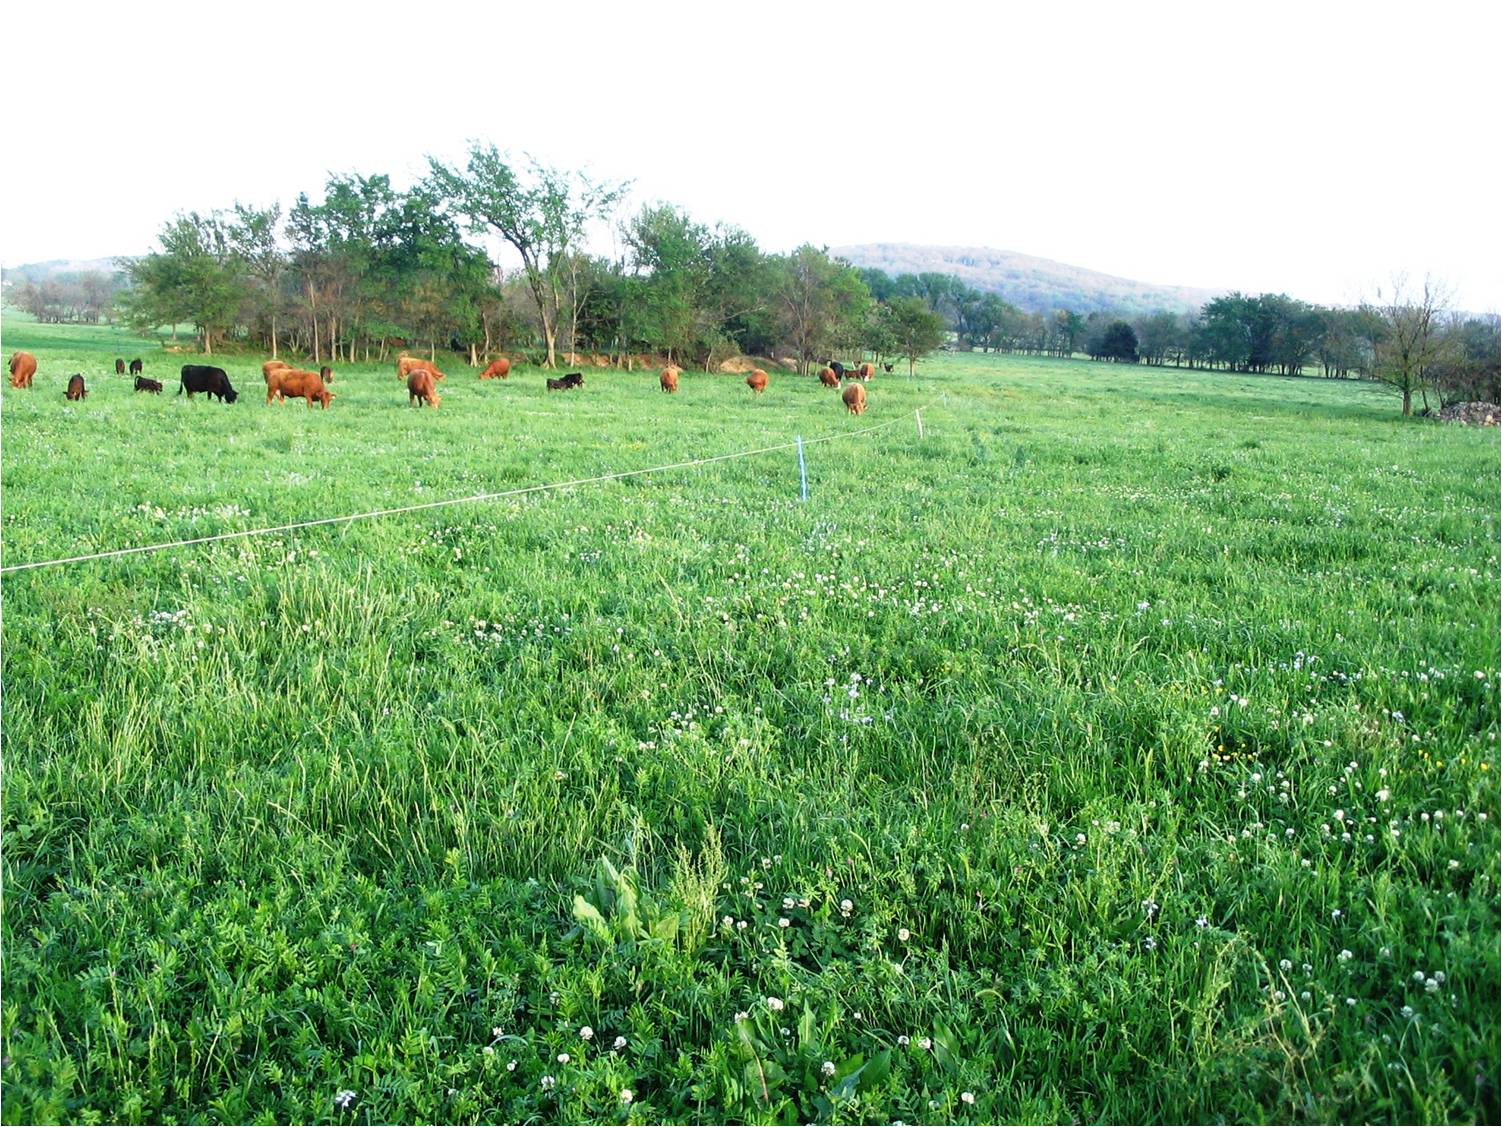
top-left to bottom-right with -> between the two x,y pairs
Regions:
1196,916 -> 1209,929
614,1035 -> 628,1050
961,1091 -> 976,1105
1075,833 -> 1087,845
620,1089 -> 634,1104
557,1052 -> 570,1064
1339,949 -> 1353,961
821,1060 -> 836,1077
506,1060 -> 517,1072
734,1010 -> 748,1022
898,1035 -> 910,1046
579,1026 -> 593,1041
1346,997 -> 1357,1007
540,1075 -> 556,1091
1143,936 -> 1158,951
1279,959 -> 1293,971
918,1036 -> 932,1050
766,996 -> 785,1012
491,1026 -> 504,1039
898,927 -> 911,942
1413,971 -> 1426,983
334,1089 -> 357,1110
840,898 -> 854,915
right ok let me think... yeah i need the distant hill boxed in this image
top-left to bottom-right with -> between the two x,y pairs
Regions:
833,243 -> 1228,316
1,258 -> 127,287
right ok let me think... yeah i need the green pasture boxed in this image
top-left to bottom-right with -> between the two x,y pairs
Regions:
2,315 -> 1498,1124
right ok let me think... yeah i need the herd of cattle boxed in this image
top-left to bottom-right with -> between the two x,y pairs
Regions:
7,350 -> 876,415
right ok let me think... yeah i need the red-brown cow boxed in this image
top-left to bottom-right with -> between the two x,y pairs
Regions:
407,368 -> 441,408
267,367 -> 335,408
746,369 -> 768,394
397,355 -> 446,381
842,383 -> 867,415
65,374 -> 88,401
818,366 -> 840,387
857,362 -> 875,381
114,358 -> 126,375
479,357 -> 511,380
660,366 -> 680,393
9,351 -> 36,388
262,359 -> 293,382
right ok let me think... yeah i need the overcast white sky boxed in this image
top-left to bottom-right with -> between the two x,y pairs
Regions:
2,0 -> 1497,310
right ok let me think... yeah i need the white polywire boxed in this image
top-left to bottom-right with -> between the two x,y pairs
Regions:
0,397 -> 941,575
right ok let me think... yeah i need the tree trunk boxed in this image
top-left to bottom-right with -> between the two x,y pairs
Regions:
1402,387 -> 1412,416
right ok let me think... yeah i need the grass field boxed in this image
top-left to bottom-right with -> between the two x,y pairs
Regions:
2,315 -> 1498,1124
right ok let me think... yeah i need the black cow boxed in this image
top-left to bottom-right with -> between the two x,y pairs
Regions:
129,358 -> 144,376
546,372 -> 584,391
135,376 -> 164,394
114,358 -> 126,375
882,362 -> 894,373
179,364 -> 239,403
826,360 -> 848,380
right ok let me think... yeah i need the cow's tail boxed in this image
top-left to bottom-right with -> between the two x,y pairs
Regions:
177,377 -> 185,395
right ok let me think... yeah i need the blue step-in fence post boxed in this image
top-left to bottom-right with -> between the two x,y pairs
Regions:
797,435 -> 808,501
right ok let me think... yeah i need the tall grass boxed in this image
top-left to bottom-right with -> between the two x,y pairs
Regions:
2,318 -> 1498,1124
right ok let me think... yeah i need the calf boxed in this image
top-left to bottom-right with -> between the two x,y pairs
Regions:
882,362 -> 894,373
134,376 -> 164,394
9,351 -> 36,388
115,358 -> 126,375
746,369 -> 768,394
267,367 -> 335,408
660,366 -> 679,393
480,357 -> 511,380
65,374 -> 88,400
320,365 -> 335,384
179,364 -> 239,403
407,368 -> 441,408
129,358 -> 143,377
546,372 -> 584,391
818,366 -> 840,387
842,383 -> 867,415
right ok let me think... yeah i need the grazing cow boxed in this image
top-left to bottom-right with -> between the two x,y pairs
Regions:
818,366 -> 840,387
746,369 -> 768,394
320,365 -> 335,384
660,366 -> 679,393
266,367 -> 335,408
826,360 -> 847,381
115,358 -> 126,375
480,357 -> 512,380
407,368 -> 441,408
546,372 -> 585,391
129,358 -> 143,377
9,351 -> 37,388
842,383 -> 867,415
858,363 -> 875,381
396,355 -> 446,381
882,362 -> 894,373
179,364 -> 239,403
262,358 -> 293,382
134,376 -> 164,393
65,374 -> 88,401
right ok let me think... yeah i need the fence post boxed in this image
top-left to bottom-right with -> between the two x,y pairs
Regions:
796,435 -> 808,502
916,409 -> 924,439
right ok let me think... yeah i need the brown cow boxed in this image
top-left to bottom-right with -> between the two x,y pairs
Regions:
267,367 -> 335,408
407,368 -> 441,408
9,351 -> 36,388
65,374 -> 88,401
320,365 -> 335,384
660,366 -> 679,393
397,355 -> 447,381
842,383 -> 867,415
479,357 -> 511,380
746,369 -> 768,394
857,362 -> 875,381
818,366 -> 840,387
115,358 -> 126,375
262,359 -> 293,382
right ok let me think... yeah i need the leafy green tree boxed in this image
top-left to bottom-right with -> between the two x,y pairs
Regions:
1133,311 -> 1181,366
772,246 -> 872,375
429,145 -> 628,368
121,211 -> 247,353
1369,276 -> 1458,416
886,296 -> 949,376
1053,309 -> 1085,357
228,203 -> 287,356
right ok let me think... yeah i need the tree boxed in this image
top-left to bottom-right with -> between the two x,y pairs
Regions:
429,145 -> 627,368
1368,276 -> 1457,416
886,296 -> 949,376
228,202 -> 287,356
1086,319 -> 1138,363
1431,316 -> 1501,405
120,211 -> 247,352
772,246 -> 872,374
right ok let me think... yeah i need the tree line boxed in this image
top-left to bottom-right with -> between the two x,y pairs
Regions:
71,141 -> 1499,412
